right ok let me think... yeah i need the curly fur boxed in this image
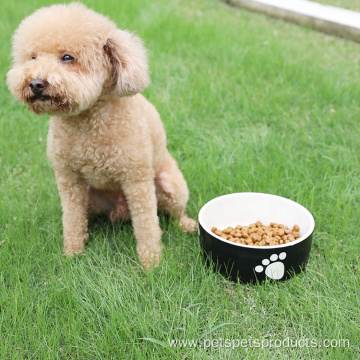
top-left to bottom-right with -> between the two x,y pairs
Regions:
7,2 -> 196,268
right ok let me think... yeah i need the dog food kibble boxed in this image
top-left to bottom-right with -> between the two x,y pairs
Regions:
211,221 -> 300,246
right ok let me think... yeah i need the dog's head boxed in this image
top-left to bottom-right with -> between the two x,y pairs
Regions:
7,3 -> 150,116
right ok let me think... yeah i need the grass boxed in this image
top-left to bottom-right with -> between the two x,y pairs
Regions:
314,0 -> 360,12
1,0 -> 359,358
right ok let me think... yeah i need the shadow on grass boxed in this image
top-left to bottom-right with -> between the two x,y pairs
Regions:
85,212 -> 186,258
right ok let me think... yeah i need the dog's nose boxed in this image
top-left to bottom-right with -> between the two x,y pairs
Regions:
29,79 -> 47,96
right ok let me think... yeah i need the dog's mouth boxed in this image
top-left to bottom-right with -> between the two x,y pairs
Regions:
29,95 -> 71,114
32,94 -> 52,102
28,93 -> 58,105
24,85 -> 73,114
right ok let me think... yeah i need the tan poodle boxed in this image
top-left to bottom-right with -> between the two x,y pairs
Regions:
7,3 -> 197,268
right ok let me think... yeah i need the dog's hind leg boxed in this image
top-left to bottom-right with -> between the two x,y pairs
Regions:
155,152 -> 197,232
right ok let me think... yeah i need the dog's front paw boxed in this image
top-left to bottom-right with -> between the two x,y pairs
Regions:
63,238 -> 86,257
63,247 -> 84,257
137,243 -> 163,269
179,214 -> 198,233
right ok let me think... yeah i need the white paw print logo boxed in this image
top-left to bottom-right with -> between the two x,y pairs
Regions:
255,252 -> 287,280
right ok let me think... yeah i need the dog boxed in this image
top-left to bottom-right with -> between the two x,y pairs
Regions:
7,2 -> 197,268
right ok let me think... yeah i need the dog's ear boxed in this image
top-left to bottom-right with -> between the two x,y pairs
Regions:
104,30 -> 150,96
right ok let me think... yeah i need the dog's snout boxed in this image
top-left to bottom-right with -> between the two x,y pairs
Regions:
29,79 -> 47,96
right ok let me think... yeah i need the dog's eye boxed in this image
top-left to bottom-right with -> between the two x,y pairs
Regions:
61,54 -> 75,63
31,56 -> 36,60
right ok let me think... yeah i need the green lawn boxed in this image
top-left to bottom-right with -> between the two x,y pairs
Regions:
315,0 -> 360,12
1,0 -> 359,358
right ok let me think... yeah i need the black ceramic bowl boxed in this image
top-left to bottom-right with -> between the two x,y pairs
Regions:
198,193 -> 315,283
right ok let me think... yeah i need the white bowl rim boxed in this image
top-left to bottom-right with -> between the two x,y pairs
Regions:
198,192 -> 315,250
